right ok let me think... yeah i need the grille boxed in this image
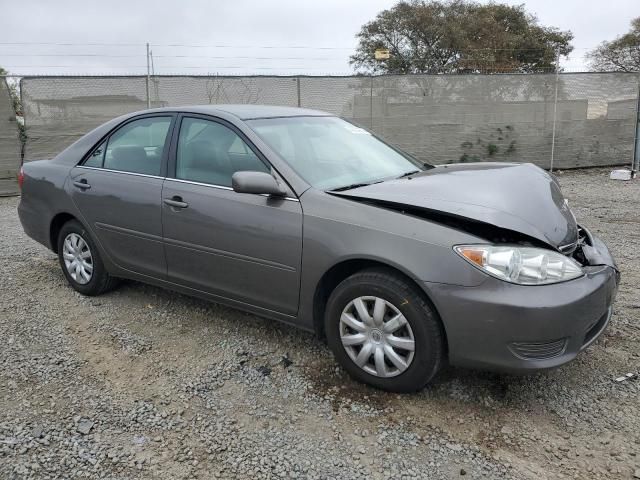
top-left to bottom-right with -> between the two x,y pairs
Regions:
509,338 -> 567,360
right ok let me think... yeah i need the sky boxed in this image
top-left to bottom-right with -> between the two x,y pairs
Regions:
0,0 -> 638,76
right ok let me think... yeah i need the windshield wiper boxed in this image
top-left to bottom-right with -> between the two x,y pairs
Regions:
396,170 -> 420,179
329,180 -> 383,192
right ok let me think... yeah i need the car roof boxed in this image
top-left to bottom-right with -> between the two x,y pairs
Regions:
146,104 -> 332,120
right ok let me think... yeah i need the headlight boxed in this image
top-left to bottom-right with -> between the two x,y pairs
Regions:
454,245 -> 583,285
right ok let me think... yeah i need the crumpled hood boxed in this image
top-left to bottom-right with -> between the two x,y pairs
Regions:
331,162 -> 578,250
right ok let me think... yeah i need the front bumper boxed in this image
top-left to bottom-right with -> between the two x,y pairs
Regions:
426,233 -> 619,373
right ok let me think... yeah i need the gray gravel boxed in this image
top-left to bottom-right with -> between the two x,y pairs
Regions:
1,167 -> 638,479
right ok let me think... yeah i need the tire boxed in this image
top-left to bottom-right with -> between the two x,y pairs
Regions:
324,268 -> 444,392
57,219 -> 118,296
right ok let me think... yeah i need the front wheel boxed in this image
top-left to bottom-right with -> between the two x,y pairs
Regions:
57,219 -> 118,296
325,268 -> 445,392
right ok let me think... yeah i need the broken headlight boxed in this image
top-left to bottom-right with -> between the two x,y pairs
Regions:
454,245 -> 584,285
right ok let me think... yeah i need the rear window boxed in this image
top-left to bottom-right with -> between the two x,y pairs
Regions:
84,116 -> 172,176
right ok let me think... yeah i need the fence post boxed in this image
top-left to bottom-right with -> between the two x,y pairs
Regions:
632,76 -> 640,174
146,43 -> 151,109
549,48 -> 560,172
18,77 -> 25,164
369,75 -> 374,130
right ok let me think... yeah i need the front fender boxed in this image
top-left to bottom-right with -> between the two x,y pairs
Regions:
296,189 -> 488,330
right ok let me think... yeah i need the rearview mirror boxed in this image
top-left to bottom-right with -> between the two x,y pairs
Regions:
232,171 -> 287,197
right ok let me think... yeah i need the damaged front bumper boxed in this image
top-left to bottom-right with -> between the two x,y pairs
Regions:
575,225 -> 619,275
424,227 -> 619,373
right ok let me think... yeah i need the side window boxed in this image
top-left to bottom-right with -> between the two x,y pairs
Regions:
84,140 -> 106,167
176,117 -> 269,187
103,116 -> 172,176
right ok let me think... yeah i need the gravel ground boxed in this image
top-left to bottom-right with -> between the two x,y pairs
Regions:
0,167 -> 638,480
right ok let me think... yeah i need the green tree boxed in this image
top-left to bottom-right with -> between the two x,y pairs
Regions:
587,17 -> 640,72
350,0 -> 573,74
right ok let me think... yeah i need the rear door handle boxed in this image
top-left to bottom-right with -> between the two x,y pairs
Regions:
163,196 -> 189,209
73,179 -> 91,190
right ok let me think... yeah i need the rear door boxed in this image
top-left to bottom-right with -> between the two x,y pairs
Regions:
161,114 -> 303,315
69,114 -> 175,278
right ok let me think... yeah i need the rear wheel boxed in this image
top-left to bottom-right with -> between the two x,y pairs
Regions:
325,268 -> 444,392
57,220 -> 117,296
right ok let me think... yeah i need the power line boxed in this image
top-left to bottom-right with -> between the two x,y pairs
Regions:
0,51 -> 594,58
0,42 -> 143,47
0,41 -> 355,50
157,43 -> 354,50
0,64 -> 352,70
155,55 -> 342,60
0,53 -> 345,61
0,53 -> 142,57
0,42 -> 598,51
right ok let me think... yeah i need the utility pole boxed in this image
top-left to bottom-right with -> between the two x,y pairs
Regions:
146,43 -> 151,109
549,48 -> 560,172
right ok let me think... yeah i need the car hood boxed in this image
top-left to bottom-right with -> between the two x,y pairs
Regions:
330,162 -> 578,250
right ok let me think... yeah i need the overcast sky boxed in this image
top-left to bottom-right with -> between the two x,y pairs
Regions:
0,0 -> 637,76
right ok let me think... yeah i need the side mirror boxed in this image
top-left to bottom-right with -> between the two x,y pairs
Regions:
232,171 -> 287,197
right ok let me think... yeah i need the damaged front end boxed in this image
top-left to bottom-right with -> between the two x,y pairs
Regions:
331,194 -> 619,286
327,162 -> 619,274
322,163 -> 619,373
571,225 -> 619,273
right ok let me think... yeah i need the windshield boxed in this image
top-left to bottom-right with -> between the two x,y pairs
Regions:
247,116 -> 422,190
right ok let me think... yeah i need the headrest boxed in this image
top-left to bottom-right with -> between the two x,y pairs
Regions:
109,145 -> 154,174
111,145 -> 146,163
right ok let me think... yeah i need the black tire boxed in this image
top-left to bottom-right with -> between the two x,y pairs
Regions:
57,219 -> 118,296
324,268 -> 444,392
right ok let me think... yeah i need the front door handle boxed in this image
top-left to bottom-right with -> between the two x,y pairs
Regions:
163,196 -> 189,209
73,179 -> 91,190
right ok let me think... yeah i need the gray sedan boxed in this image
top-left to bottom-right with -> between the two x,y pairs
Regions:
18,105 -> 619,392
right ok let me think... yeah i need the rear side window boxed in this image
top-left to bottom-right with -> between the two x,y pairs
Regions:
84,140 -> 106,168
101,117 -> 172,176
176,117 -> 269,187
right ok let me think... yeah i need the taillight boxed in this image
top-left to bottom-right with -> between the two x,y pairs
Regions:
17,165 -> 24,189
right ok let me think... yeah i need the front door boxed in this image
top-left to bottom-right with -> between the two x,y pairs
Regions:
161,115 -> 303,315
69,114 -> 174,278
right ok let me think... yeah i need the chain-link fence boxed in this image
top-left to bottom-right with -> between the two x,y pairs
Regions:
0,79 -> 22,195
17,72 -> 640,175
